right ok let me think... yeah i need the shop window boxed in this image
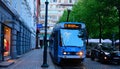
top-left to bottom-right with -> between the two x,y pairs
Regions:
4,26 -> 11,57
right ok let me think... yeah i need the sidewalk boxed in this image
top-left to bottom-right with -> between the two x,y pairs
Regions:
0,49 -> 56,69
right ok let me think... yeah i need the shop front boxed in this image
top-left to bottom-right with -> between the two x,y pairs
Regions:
3,26 -> 11,57
1,24 -> 11,61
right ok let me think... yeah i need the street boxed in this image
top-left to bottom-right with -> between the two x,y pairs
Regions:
0,0 -> 120,69
0,49 -> 120,69
56,58 -> 120,69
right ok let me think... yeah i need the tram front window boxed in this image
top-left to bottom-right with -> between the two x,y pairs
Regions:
60,29 -> 83,47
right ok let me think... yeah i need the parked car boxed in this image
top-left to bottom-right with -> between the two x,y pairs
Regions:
86,50 -> 91,58
90,44 -> 120,64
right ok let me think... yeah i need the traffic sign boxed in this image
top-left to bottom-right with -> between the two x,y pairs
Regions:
37,24 -> 43,28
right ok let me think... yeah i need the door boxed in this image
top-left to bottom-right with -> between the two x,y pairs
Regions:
54,31 -> 58,62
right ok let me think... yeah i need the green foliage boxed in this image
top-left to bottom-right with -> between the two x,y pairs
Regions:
57,10 -> 68,23
58,0 -> 120,39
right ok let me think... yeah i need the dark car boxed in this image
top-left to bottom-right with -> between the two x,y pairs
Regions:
90,44 -> 120,64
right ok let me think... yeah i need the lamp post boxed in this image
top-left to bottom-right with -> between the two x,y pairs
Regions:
116,4 -> 120,51
117,7 -> 120,51
98,12 -> 102,43
112,34 -> 115,46
66,9 -> 71,22
41,0 -> 49,67
36,29 -> 39,49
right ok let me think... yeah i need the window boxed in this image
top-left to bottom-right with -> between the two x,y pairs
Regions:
53,0 -> 57,2
58,0 -> 61,3
41,4 -> 44,8
40,15 -> 45,19
69,0 -> 72,3
60,29 -> 83,46
41,0 -> 45,2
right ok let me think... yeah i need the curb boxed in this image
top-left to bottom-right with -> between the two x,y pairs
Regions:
0,60 -> 14,67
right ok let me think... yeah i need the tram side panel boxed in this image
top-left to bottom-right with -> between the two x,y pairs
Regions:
49,31 -> 60,64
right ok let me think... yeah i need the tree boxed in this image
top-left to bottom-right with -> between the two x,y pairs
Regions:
58,10 -> 68,23
58,0 -> 120,39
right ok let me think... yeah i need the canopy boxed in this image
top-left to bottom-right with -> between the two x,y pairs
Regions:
103,39 -> 112,43
88,39 -> 104,43
115,40 -> 119,43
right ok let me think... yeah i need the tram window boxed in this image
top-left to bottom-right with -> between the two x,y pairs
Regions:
59,36 -> 62,46
78,30 -> 84,38
78,34 -> 83,38
60,39 -> 62,46
60,29 -> 84,46
51,33 -> 55,37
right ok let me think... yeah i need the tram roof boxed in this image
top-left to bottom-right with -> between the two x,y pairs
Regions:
53,22 -> 86,31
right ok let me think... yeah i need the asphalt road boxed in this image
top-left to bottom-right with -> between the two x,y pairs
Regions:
55,58 -> 120,69
0,49 -> 119,69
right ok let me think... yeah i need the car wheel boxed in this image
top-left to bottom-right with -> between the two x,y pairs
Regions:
91,57 -> 95,60
99,58 -> 104,63
90,52 -> 95,60
91,54 -> 95,61
99,56 -> 107,64
117,62 -> 120,65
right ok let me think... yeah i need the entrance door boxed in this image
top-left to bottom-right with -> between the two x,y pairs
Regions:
4,26 -> 11,57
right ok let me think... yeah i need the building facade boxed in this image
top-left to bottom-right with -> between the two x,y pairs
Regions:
0,0 -> 37,62
38,0 -> 78,45
40,0 -> 78,24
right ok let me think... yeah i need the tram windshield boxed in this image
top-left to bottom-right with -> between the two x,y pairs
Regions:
60,29 -> 83,47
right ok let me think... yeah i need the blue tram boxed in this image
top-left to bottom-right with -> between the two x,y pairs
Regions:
49,22 -> 86,64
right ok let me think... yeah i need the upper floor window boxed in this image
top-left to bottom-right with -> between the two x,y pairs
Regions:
58,0 -> 61,3
41,0 -> 45,2
53,0 -> 57,2
41,4 -> 44,8
69,0 -> 72,3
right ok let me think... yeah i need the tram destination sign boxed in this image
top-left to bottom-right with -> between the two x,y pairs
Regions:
64,24 -> 81,29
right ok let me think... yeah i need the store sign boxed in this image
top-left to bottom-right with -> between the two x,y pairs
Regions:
37,24 -> 43,28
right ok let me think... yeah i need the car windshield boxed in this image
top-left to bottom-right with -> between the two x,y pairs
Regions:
60,29 -> 83,47
101,46 -> 118,52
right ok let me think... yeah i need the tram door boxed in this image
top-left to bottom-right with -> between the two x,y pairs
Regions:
54,31 -> 58,61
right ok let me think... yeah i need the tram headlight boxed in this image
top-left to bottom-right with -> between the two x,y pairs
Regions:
77,51 -> 83,57
63,52 -> 67,55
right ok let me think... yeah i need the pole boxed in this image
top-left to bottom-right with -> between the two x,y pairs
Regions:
66,9 -> 71,22
118,9 -> 120,51
86,31 -> 89,46
98,12 -> 102,43
116,5 -> 120,51
36,29 -> 39,49
41,0 -> 49,67
112,34 -> 115,46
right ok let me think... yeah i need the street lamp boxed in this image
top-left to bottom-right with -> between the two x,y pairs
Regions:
41,0 -> 49,67
66,9 -> 71,22
98,12 -> 102,43
115,2 -> 120,50
112,34 -> 115,46
36,29 -> 39,49
117,6 -> 120,51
